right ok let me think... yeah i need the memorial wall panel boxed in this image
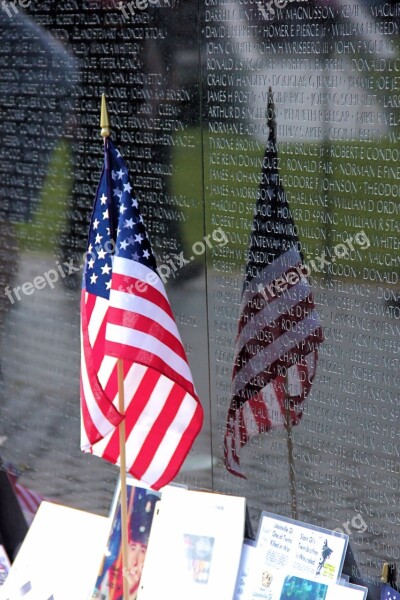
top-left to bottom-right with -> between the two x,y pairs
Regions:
202,1 -> 400,592
0,0 -> 399,593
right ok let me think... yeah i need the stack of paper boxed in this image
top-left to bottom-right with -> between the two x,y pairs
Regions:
233,511 -> 367,600
137,487 -> 246,600
0,502 -> 110,600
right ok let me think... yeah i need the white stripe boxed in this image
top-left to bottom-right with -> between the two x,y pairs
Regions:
109,289 -> 182,342
97,355 -> 117,390
112,256 -> 168,300
125,376 -> 175,470
80,404 -> 90,450
237,278 -> 312,350
233,410 -> 242,453
88,296 -> 109,347
261,383 -> 286,428
80,334 -> 115,443
121,363 -> 148,409
232,312 -> 320,396
140,392 -> 198,486
287,363 -> 302,398
241,402 -> 256,438
106,323 -> 193,384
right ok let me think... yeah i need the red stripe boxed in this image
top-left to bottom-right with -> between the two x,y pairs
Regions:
131,383 -> 186,478
105,340 -> 197,400
85,291 -> 97,320
108,307 -> 187,363
103,361 -> 119,405
91,315 -> 108,374
152,403 -> 204,490
111,272 -> 174,321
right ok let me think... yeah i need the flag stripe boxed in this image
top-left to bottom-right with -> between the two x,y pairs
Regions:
241,246 -> 301,295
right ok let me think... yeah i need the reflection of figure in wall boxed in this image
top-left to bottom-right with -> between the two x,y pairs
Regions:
316,539 -> 333,575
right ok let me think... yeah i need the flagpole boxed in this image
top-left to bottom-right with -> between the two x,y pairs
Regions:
117,359 -> 130,600
284,373 -> 298,521
285,413 -> 298,521
101,94 -> 130,600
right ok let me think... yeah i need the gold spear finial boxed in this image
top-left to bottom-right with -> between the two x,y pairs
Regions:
100,93 -> 111,138
381,562 -> 389,583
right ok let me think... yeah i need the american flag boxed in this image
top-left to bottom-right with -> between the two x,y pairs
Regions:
224,88 -> 323,478
382,584 -> 400,600
5,468 -> 44,525
80,137 -> 203,490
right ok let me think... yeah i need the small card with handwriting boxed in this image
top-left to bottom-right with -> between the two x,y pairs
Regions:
239,512 -> 348,599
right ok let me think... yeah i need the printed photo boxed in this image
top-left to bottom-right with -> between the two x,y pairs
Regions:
280,575 -> 328,600
92,481 -> 160,600
183,534 -> 215,584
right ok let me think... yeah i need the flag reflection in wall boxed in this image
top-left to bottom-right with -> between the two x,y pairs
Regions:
224,88 -> 324,478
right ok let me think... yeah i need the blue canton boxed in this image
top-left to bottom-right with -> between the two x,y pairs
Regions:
382,583 -> 400,600
84,138 -> 157,299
